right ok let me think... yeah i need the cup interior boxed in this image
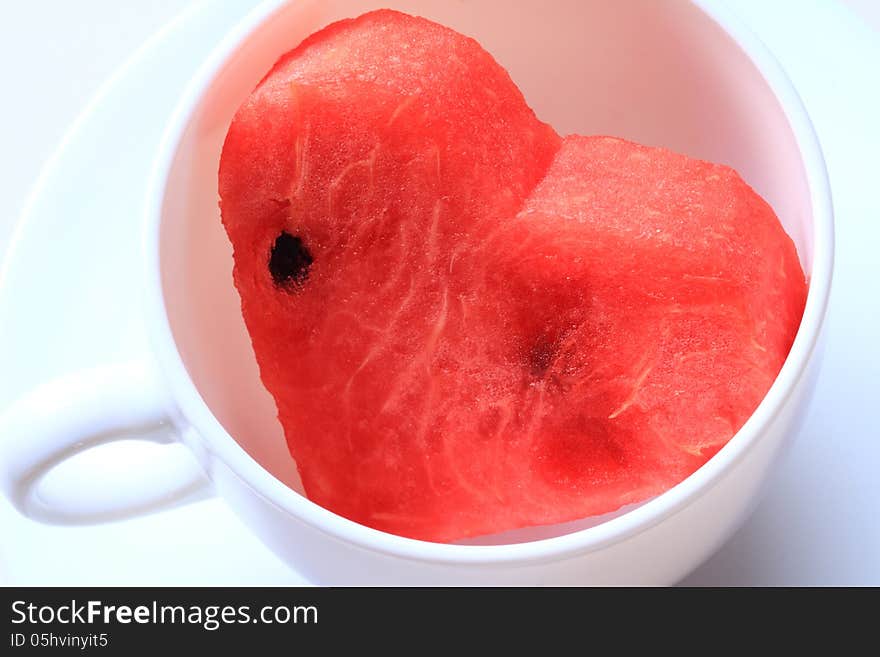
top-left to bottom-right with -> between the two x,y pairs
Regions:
159,0 -> 814,545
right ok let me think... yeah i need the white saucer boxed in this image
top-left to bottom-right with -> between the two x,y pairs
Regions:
1,0 -> 878,585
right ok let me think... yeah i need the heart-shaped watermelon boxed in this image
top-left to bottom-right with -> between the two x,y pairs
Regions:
219,10 -> 807,542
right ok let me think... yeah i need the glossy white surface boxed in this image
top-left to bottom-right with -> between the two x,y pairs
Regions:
0,360 -> 209,523
3,0 -> 877,583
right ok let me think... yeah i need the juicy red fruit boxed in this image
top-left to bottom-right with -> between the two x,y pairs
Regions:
219,10 -> 807,542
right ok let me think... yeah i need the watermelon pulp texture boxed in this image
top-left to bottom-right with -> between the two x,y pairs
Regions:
219,10 -> 807,542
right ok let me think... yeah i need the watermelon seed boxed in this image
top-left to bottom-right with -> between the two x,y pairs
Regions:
269,231 -> 313,289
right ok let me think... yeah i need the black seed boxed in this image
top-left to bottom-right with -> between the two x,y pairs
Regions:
269,231 -> 313,288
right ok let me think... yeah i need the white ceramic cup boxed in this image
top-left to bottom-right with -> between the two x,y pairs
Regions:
0,0 -> 833,585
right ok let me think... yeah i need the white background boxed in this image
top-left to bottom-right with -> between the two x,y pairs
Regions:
0,0 -> 878,585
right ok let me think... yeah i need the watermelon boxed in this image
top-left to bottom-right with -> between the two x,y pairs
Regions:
219,9 -> 807,542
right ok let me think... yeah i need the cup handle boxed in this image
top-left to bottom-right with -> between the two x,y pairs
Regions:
0,359 -> 212,524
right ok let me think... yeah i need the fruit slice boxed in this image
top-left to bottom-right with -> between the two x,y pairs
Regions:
219,10 -> 807,542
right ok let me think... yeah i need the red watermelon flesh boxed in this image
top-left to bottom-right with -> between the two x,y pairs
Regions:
219,10 -> 807,542
487,135 -> 806,501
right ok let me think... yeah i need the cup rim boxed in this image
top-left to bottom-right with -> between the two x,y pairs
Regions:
143,0 -> 834,566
